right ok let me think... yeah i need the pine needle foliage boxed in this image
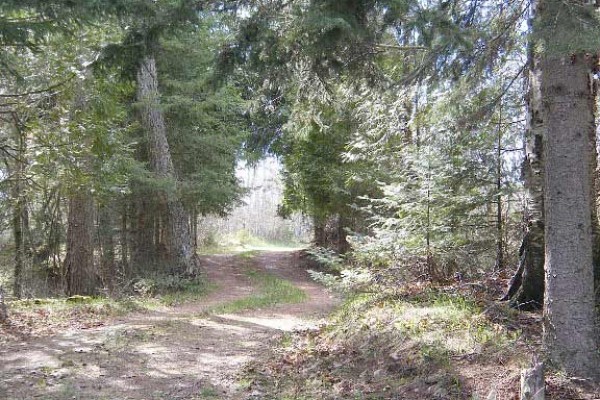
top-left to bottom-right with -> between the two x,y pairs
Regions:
157,19 -> 248,215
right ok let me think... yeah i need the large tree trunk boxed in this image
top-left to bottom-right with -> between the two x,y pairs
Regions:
65,192 -> 97,296
591,71 -> 600,294
64,72 -> 98,296
503,3 -> 545,310
131,193 -> 156,270
136,55 -> 196,274
98,203 -> 116,292
541,51 -> 600,379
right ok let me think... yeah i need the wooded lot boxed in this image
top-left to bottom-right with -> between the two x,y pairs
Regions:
0,0 -> 600,398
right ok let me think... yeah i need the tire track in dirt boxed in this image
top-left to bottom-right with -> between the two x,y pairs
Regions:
0,250 -> 338,400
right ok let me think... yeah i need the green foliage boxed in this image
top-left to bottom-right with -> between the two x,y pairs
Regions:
305,247 -> 344,272
234,0 -> 527,266
277,91 -> 378,251
279,119 -> 349,222
157,21 -> 248,214
344,63 -> 523,277
129,273 -> 216,306
0,0 -> 134,80
535,0 -> 600,55
309,268 -> 372,295
244,287 -> 523,399
0,3 -> 253,295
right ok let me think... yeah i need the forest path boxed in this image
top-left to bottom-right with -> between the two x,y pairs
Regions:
0,250 -> 338,400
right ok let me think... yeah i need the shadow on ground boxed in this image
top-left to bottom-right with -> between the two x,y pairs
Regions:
0,251 -> 338,400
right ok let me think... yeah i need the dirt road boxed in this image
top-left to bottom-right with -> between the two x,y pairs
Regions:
0,251 -> 337,400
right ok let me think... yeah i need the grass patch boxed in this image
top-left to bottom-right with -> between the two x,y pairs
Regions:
1,274 -> 215,342
11,295 -> 150,316
156,279 -> 217,306
209,269 -> 307,314
198,230 -> 306,255
1,296 -> 153,343
237,249 -> 261,260
197,387 -> 220,398
198,243 -> 305,255
242,288 -> 525,399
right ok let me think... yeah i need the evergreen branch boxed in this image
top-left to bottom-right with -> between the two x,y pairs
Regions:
375,44 -> 429,52
0,74 -> 75,98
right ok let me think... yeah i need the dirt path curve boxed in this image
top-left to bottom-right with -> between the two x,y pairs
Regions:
0,251 -> 338,400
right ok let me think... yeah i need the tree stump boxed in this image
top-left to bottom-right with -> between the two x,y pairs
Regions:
521,360 -> 544,400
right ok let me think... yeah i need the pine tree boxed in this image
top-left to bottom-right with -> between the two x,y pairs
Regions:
536,0 -> 600,379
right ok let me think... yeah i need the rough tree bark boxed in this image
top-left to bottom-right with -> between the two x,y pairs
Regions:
98,204 -> 116,292
65,192 -> 97,296
503,2 -> 545,310
136,55 -> 196,274
541,50 -> 600,379
131,194 -> 155,270
590,67 -> 600,292
64,74 -> 98,296
12,186 -> 26,299
120,201 -> 129,275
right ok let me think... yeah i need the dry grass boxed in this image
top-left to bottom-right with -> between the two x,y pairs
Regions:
0,276 -> 215,344
241,282 -> 600,400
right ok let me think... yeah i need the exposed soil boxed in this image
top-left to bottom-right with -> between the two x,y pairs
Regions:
0,251 -> 338,400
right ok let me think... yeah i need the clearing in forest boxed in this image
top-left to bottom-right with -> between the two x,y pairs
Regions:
0,250 -> 337,400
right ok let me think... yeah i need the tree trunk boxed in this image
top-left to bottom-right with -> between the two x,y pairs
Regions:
9,112 -> 32,299
192,208 -> 198,250
120,201 -> 129,275
541,51 -> 600,379
0,286 -> 7,322
314,219 -> 327,247
46,189 -> 64,293
590,70 -> 600,294
503,8 -> 545,310
64,71 -> 99,296
98,203 -> 116,292
131,194 -> 155,270
137,55 -> 196,274
12,193 -> 26,299
65,192 -> 97,296
494,103 -> 504,272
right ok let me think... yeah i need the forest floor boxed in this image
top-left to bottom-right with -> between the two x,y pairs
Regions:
2,250 -> 600,400
0,250 -> 337,400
